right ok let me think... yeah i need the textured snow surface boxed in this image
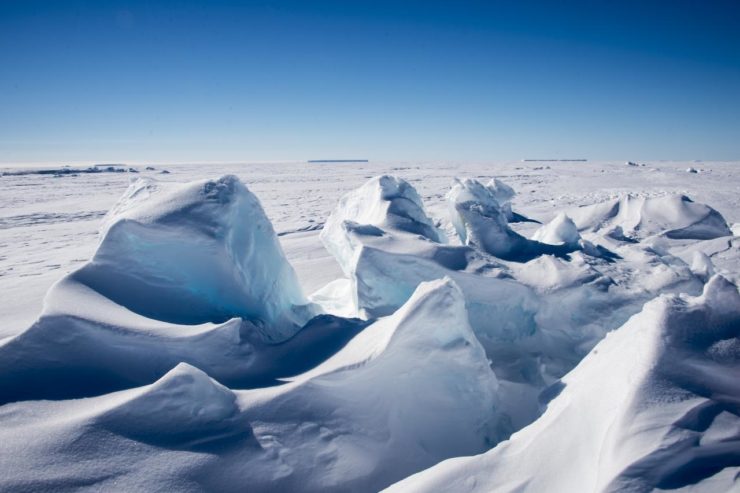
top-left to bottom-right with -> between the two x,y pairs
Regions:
0,160 -> 738,492
386,275 -> 740,493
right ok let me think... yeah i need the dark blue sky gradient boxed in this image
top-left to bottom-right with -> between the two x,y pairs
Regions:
2,0 -> 739,162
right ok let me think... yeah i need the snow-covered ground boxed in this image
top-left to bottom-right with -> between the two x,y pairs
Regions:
0,160 -> 738,492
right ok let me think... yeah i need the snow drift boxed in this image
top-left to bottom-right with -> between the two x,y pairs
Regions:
568,194 -> 732,241
386,275 -> 740,493
0,279 -> 501,492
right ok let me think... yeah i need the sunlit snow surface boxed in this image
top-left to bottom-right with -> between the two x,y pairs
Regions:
0,160 -> 738,492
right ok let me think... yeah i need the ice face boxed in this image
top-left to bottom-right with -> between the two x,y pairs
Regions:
84,175 -> 312,337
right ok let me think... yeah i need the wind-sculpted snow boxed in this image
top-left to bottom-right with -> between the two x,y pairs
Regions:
0,279 -> 501,492
385,275 -> 740,493
568,193 -> 732,241
447,178 -> 576,261
0,284 -> 365,402
0,168 -> 737,492
0,175 -> 354,403
97,363 -> 256,449
317,175 -> 707,430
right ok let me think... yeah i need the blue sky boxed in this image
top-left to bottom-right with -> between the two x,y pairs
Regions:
1,0 -> 739,163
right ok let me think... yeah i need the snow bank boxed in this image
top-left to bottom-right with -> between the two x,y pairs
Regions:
568,194 -> 732,241
249,278 -> 502,490
385,275 -> 740,493
238,278 -> 502,489
0,283 -> 365,403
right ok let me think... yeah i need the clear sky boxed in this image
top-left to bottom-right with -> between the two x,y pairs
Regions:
1,0 -> 739,163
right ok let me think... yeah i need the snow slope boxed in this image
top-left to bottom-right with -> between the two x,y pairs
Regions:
385,275 -> 740,493
0,279 -> 501,492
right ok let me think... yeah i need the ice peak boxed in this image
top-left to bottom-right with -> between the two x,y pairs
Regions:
532,212 -> 581,247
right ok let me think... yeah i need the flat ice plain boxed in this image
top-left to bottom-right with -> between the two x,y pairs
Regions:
0,160 -> 738,492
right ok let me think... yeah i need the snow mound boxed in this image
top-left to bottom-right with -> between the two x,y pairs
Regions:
86,175 -> 312,336
446,178 -> 575,261
386,275 -> 740,493
98,363 -> 255,448
531,212 -> 581,247
568,194 -> 731,241
691,251 -> 716,281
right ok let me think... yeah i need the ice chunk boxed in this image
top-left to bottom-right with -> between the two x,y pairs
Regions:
321,175 -> 442,275
485,177 -> 516,220
90,175 -> 312,336
446,178 -> 574,261
486,177 -> 516,204
0,176 -> 355,403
